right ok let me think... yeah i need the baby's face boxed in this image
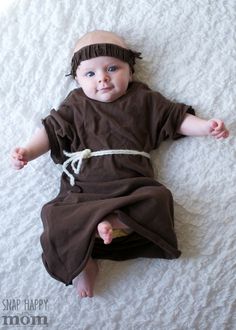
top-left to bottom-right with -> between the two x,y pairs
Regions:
75,56 -> 132,102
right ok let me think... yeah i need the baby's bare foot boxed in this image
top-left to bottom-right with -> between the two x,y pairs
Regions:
97,221 -> 113,244
73,258 -> 98,298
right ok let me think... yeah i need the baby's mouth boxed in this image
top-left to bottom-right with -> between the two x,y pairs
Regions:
97,86 -> 113,93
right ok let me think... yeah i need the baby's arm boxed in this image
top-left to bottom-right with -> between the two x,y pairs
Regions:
178,114 -> 229,139
11,127 -> 50,170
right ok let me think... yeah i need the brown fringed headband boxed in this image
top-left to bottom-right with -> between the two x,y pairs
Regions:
66,43 -> 142,78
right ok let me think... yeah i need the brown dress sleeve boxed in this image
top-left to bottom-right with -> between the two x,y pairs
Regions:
147,90 -> 195,149
42,102 -> 77,165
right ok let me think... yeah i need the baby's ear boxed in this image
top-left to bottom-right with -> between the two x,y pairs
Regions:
75,75 -> 80,85
129,70 -> 133,82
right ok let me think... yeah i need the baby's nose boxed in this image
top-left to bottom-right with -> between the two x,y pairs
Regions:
98,72 -> 110,83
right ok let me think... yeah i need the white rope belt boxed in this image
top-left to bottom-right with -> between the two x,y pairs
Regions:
62,148 -> 151,186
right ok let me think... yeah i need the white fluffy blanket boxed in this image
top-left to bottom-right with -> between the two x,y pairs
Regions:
1,0 -> 235,329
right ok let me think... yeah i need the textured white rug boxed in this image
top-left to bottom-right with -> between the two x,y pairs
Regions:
1,0 -> 235,329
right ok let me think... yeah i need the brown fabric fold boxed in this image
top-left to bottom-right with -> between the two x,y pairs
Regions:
66,43 -> 142,78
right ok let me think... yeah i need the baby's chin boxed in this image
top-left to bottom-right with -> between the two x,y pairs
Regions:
96,94 -> 120,103
88,90 -> 126,103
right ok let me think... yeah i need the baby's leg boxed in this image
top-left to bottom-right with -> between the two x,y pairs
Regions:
97,213 -> 129,244
73,258 -> 98,298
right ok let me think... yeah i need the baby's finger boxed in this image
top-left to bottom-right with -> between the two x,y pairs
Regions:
12,147 -> 25,160
210,130 -> 220,137
219,130 -> 229,139
12,159 -> 25,170
209,120 -> 218,130
215,131 -> 228,139
223,130 -> 229,138
11,147 -> 20,158
213,120 -> 224,131
11,152 -> 22,160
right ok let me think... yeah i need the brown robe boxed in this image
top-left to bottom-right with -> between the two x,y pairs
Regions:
41,81 -> 194,285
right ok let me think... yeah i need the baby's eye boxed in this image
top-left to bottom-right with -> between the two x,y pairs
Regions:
108,65 -> 118,72
85,71 -> 95,77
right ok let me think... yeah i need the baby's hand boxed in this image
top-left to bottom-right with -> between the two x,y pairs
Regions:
208,119 -> 229,139
11,147 -> 29,170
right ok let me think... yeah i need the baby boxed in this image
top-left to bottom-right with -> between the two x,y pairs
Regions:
11,30 -> 229,298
